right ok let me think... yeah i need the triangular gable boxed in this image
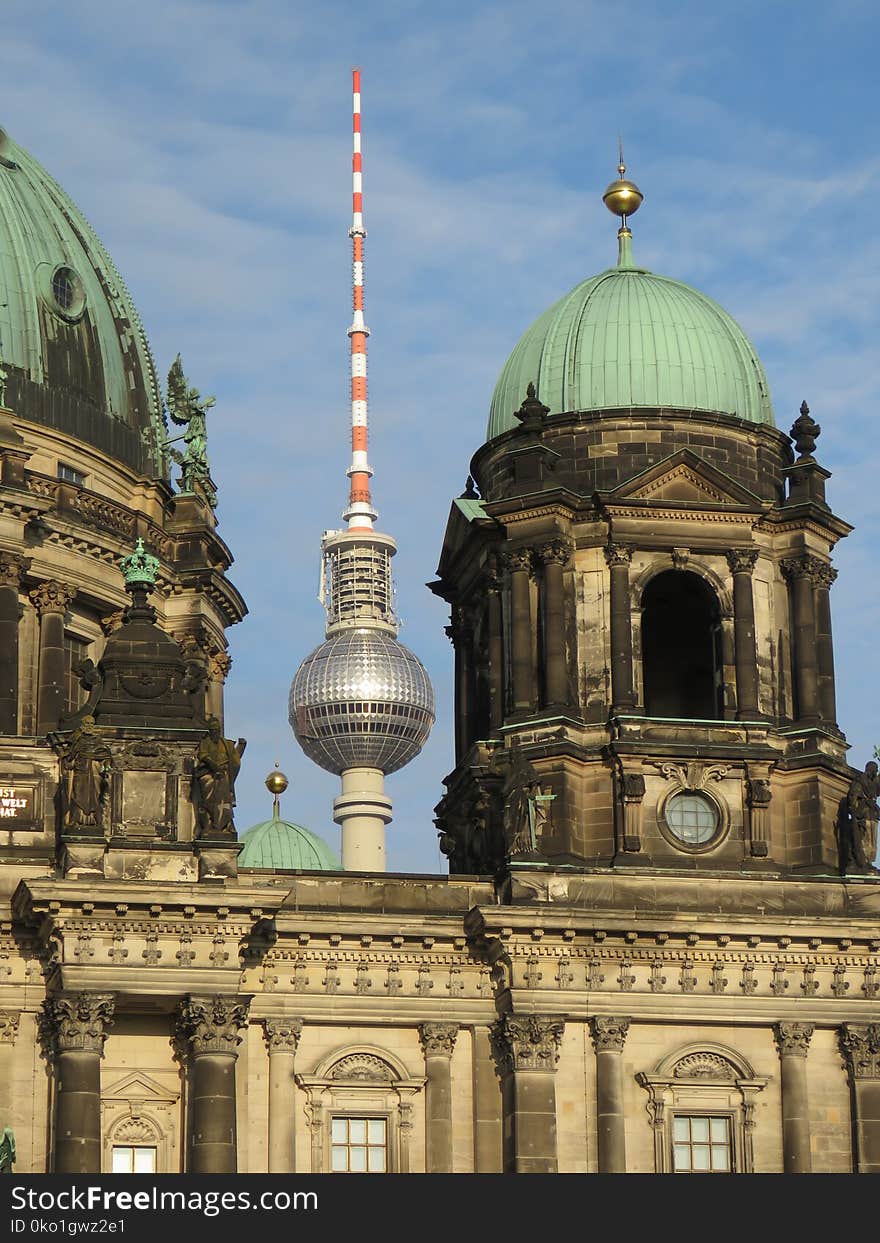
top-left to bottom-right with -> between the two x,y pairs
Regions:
103,1070 -> 177,1104
606,449 -> 764,508
434,497 -> 495,583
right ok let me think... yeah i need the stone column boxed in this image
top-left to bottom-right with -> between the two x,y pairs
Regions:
485,562 -> 504,730
589,1016 -> 630,1173
781,557 -> 821,724
494,1014 -> 564,1173
0,1012 -> 20,1148
774,1021 -> 814,1173
264,1019 -> 302,1174
42,993 -> 114,1174
419,1022 -> 458,1173
604,543 -> 635,714
727,549 -> 760,719
177,995 -> 250,1174
0,553 -> 27,735
29,580 -> 76,735
839,1023 -> 880,1173
472,1024 -> 503,1172
447,606 -> 474,762
537,539 -> 572,708
814,563 -> 838,726
507,549 -> 535,714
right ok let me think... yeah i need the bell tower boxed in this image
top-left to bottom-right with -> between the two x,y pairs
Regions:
433,163 -> 859,880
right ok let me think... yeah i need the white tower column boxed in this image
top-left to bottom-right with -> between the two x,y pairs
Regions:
334,767 -> 392,871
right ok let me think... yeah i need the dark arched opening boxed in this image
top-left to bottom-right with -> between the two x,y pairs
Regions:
642,571 -> 723,720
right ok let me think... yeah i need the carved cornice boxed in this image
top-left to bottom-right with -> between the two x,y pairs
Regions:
780,554 -> 826,587
493,1014 -> 564,1073
29,579 -> 76,616
773,1021 -> 814,1059
589,1015 -> 630,1053
418,1022 -> 459,1058
0,1011 -> 20,1044
536,538 -> 573,568
839,1023 -> 880,1080
726,548 -> 759,576
263,1017 -> 302,1054
176,995 -> 250,1056
604,541 -> 633,569
41,992 -> 114,1055
0,551 -> 29,589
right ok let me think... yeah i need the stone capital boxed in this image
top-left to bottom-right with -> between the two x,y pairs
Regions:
493,1014 -> 564,1073
209,650 -> 233,683
604,541 -> 633,569
505,548 -> 535,576
726,548 -> 759,576
263,1017 -> 303,1054
419,1022 -> 459,1058
814,563 -> 838,590
0,551 -> 29,590
29,579 -> 76,616
589,1015 -> 630,1054
0,1011 -> 20,1044
780,554 -> 826,587
177,994 -> 250,1056
536,538 -> 573,568
839,1023 -> 880,1080
41,993 -> 114,1055
774,1021 -> 814,1059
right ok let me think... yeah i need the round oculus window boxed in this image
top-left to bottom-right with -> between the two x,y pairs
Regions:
50,265 -> 85,318
664,791 -> 720,846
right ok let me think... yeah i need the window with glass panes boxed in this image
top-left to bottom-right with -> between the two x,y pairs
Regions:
111,1146 -> 157,1174
672,1115 -> 732,1172
63,635 -> 89,718
330,1117 -> 387,1172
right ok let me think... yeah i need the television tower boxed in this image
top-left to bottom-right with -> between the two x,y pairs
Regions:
289,70 -> 435,872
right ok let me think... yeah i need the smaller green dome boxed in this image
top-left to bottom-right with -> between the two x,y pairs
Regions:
488,234 -> 774,440
238,817 -> 340,871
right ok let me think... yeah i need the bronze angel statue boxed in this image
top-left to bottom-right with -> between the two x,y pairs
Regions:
164,354 -> 217,506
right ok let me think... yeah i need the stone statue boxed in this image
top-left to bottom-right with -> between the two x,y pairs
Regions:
841,761 -> 880,874
58,716 -> 112,832
194,717 -> 246,838
0,1127 -> 14,1173
164,354 -> 217,506
59,658 -> 103,727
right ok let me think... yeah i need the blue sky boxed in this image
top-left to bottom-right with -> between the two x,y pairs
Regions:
4,0 -> 880,870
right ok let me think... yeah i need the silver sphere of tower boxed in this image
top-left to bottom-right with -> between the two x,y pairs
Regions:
289,628 -> 435,776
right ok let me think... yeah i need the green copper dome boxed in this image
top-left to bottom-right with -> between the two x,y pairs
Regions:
488,237 -> 773,440
238,816 -> 341,871
0,127 -> 165,472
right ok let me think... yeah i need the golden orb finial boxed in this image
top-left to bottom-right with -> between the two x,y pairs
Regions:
602,138 -> 643,223
265,763 -> 289,818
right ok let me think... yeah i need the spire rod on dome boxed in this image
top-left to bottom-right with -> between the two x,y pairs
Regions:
602,142 -> 643,269
344,67 -> 377,531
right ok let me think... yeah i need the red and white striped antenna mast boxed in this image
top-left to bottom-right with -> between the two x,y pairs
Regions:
343,67 -> 376,531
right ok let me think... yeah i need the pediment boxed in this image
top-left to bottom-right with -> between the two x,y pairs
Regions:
103,1070 -> 178,1104
608,451 -> 764,508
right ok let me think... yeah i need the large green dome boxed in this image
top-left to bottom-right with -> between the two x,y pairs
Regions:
0,127 -> 164,473
238,816 -> 341,871
488,239 -> 774,440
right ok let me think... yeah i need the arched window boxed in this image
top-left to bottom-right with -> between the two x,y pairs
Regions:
636,1044 -> 768,1174
642,571 -> 722,720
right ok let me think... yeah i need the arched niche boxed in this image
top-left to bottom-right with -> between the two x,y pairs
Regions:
640,569 -> 724,719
